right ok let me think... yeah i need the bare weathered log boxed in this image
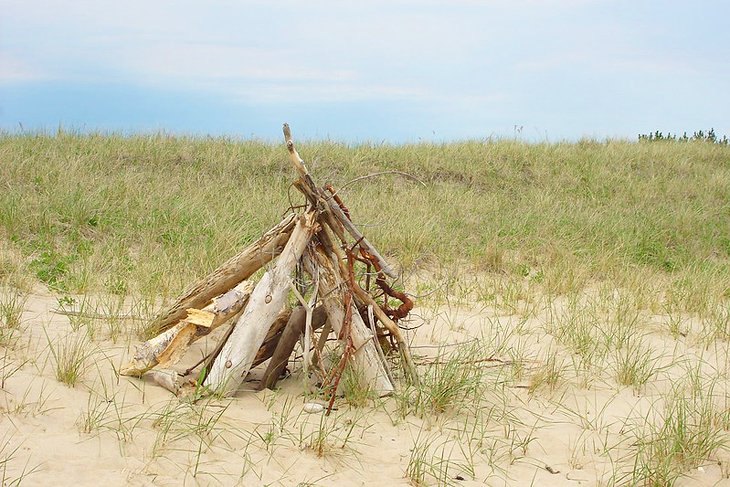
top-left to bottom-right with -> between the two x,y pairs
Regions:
196,305 -> 294,381
204,211 -> 318,396
258,305 -> 328,391
120,281 -> 255,376
147,214 -> 296,336
303,245 -> 394,396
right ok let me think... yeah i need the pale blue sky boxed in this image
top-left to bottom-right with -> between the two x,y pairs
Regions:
1,1 -> 728,142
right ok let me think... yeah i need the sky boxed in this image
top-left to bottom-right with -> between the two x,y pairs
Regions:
1,0 -> 728,143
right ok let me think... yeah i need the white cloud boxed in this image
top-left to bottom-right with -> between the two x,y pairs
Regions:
0,1 -> 492,101
2,0 -> 728,141
0,53 -> 44,83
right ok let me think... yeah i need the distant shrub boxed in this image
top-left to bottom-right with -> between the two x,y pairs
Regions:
639,128 -> 729,145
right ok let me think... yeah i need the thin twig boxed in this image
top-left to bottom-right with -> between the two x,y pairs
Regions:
52,308 -> 145,321
367,305 -> 396,386
415,356 -> 516,366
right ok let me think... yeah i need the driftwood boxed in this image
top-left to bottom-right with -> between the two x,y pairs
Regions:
251,307 -> 294,369
122,123 -> 418,399
120,280 -> 255,376
147,214 -> 296,336
283,123 -> 398,279
204,211 -> 318,396
258,305 -> 328,391
193,305 -> 296,381
303,244 -> 394,396
283,124 -> 416,382
317,225 -> 419,383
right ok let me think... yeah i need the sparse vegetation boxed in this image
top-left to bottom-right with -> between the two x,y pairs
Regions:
44,330 -> 93,386
639,128 -> 729,144
2,132 -> 730,485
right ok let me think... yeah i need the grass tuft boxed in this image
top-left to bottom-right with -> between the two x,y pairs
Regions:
45,331 -> 93,387
0,286 -> 26,348
396,342 -> 487,418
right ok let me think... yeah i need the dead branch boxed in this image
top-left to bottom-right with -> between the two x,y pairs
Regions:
148,214 -> 297,335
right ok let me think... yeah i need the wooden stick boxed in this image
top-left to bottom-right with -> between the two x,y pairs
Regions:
120,280 -> 255,377
325,197 -> 398,278
283,123 -> 398,278
147,213 -> 296,336
367,305 -> 395,386
257,305 -> 328,391
318,227 -> 418,384
204,211 -> 318,396
312,320 -> 332,368
302,244 -> 394,396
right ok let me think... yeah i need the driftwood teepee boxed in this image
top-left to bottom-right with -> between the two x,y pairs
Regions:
120,124 -> 417,401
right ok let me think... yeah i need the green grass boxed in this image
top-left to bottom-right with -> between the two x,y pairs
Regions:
1,132 -> 729,305
3,131 -> 730,485
0,286 -> 26,348
44,331 -> 93,387
630,367 -> 729,486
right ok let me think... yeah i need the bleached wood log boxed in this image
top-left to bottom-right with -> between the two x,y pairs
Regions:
204,211 -> 318,396
302,245 -> 394,396
120,281 -> 255,376
147,214 -> 297,335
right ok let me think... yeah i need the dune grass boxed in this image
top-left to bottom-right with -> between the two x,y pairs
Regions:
2,131 -> 730,485
1,131 -> 729,305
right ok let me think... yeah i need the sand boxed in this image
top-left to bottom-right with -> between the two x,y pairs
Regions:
2,286 -> 730,486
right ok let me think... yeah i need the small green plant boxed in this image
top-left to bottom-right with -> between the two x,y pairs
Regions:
631,369 -> 728,485
28,248 -> 76,290
528,349 -> 565,394
296,408 -> 361,458
664,305 -> 688,339
45,331 -> 93,387
0,287 -> 26,331
59,294 -> 93,333
613,339 -> 659,391
77,391 -> 113,435
406,431 -> 458,487
1,351 -> 26,389
98,294 -> 125,342
545,299 -> 602,367
150,398 -> 227,460
396,342 -> 486,418
0,287 -> 26,347
342,362 -> 376,408
701,301 -> 730,344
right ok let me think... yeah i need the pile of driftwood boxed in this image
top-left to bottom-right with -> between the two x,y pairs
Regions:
121,124 -> 417,404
